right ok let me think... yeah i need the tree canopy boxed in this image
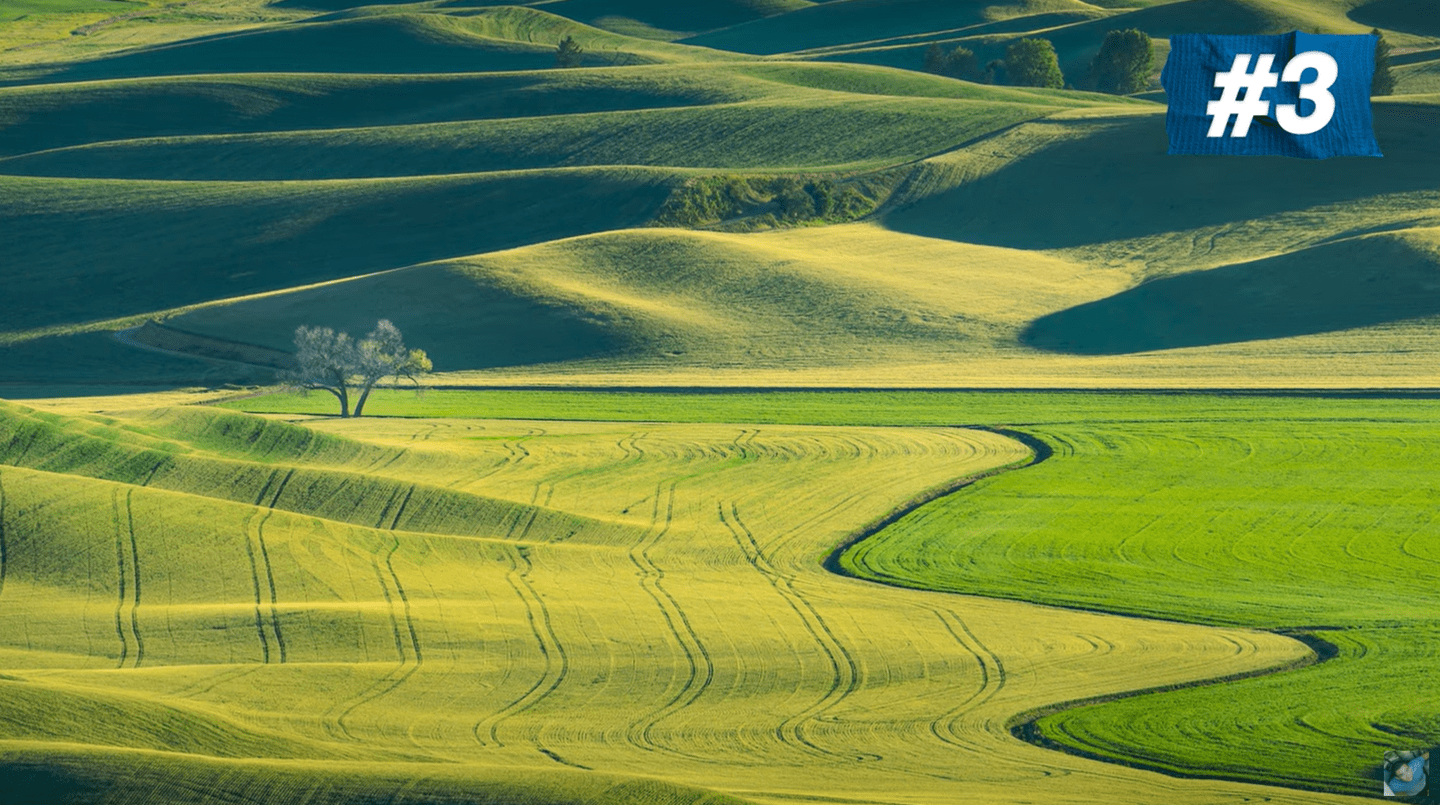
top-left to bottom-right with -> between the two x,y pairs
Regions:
555,35 -> 583,69
282,320 -> 432,417
1089,29 -> 1154,94
1005,38 -> 1064,89
923,43 -> 980,82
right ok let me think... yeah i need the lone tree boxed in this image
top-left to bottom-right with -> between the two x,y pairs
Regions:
283,320 -> 432,417
1372,28 -> 1395,96
1089,28 -> 1154,94
1005,38 -> 1064,88
555,35 -> 583,68
923,43 -> 980,81
352,319 -> 432,417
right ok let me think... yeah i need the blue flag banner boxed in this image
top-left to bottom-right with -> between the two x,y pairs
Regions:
1162,32 -> 1382,159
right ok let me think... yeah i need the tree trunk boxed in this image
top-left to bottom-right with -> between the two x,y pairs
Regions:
353,382 -> 376,418
323,385 -> 350,417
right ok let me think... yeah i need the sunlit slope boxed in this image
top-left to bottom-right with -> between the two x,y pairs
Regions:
0,401 -> 1336,805
0,61 -> 1103,160
160,223 -> 1126,370
0,68 -> 772,158
841,406 -> 1440,795
0,746 -> 754,805
0,401 -> 648,543
0,96 -> 1066,179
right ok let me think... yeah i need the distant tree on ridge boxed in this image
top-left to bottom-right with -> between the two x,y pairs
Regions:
923,43 -> 980,81
1089,28 -> 1154,94
555,35 -> 583,69
1005,38 -> 1064,89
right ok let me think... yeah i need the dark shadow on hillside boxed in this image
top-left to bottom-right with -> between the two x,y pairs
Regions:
167,264 -> 629,372
0,332 -> 268,387
0,74 -> 730,159
1350,0 -> 1440,38
0,172 -> 673,333
0,16 -> 576,85
777,0 -> 1286,78
1021,236 -> 1440,354
886,103 -> 1440,251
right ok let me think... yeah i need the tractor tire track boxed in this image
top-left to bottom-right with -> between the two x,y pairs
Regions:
109,489 -> 141,669
473,543 -> 567,748
330,551 -> 417,742
255,511 -> 286,664
929,607 -> 1006,751
625,480 -> 714,759
240,510 -> 272,665
124,490 -> 144,668
719,501 -> 873,763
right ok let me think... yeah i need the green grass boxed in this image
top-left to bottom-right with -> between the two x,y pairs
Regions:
15,389 -> 1435,802
538,0 -> 814,40
220,386 -> 1440,425
0,95 -> 1071,179
681,0 -> 1110,56
0,744 -> 758,805
16,398 -> 1269,805
0,0 -> 138,18
835,401 -> 1440,795
3,6 -> 742,85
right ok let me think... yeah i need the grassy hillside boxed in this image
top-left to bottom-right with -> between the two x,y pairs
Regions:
682,0 -> 1111,56
0,396 -> 1347,805
0,168 -> 673,335
4,0 -> 1436,391
786,0 -> 1440,85
0,95 -> 1068,179
4,6 -> 739,85
539,0 -> 815,40
837,397 -> 1440,794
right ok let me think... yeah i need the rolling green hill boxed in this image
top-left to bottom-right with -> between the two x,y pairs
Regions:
836,395 -> 1440,794
4,2 -> 1440,800
5,6 -> 739,85
0,396 -> 1343,805
682,0 -> 1111,56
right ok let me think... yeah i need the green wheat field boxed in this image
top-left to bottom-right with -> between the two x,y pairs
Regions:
2,0 -> 1438,803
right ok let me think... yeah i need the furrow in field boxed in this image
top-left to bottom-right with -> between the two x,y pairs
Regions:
109,489 -> 130,669
240,509 -> 273,665
929,607 -> 1006,752
330,551 -> 418,742
719,500 -> 871,763
625,480 -> 715,759
255,511 -> 287,664
384,537 -> 423,666
474,542 -> 568,749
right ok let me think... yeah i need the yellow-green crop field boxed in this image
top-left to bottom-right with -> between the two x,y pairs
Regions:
2,390 -> 1433,803
4,0 -> 1440,802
